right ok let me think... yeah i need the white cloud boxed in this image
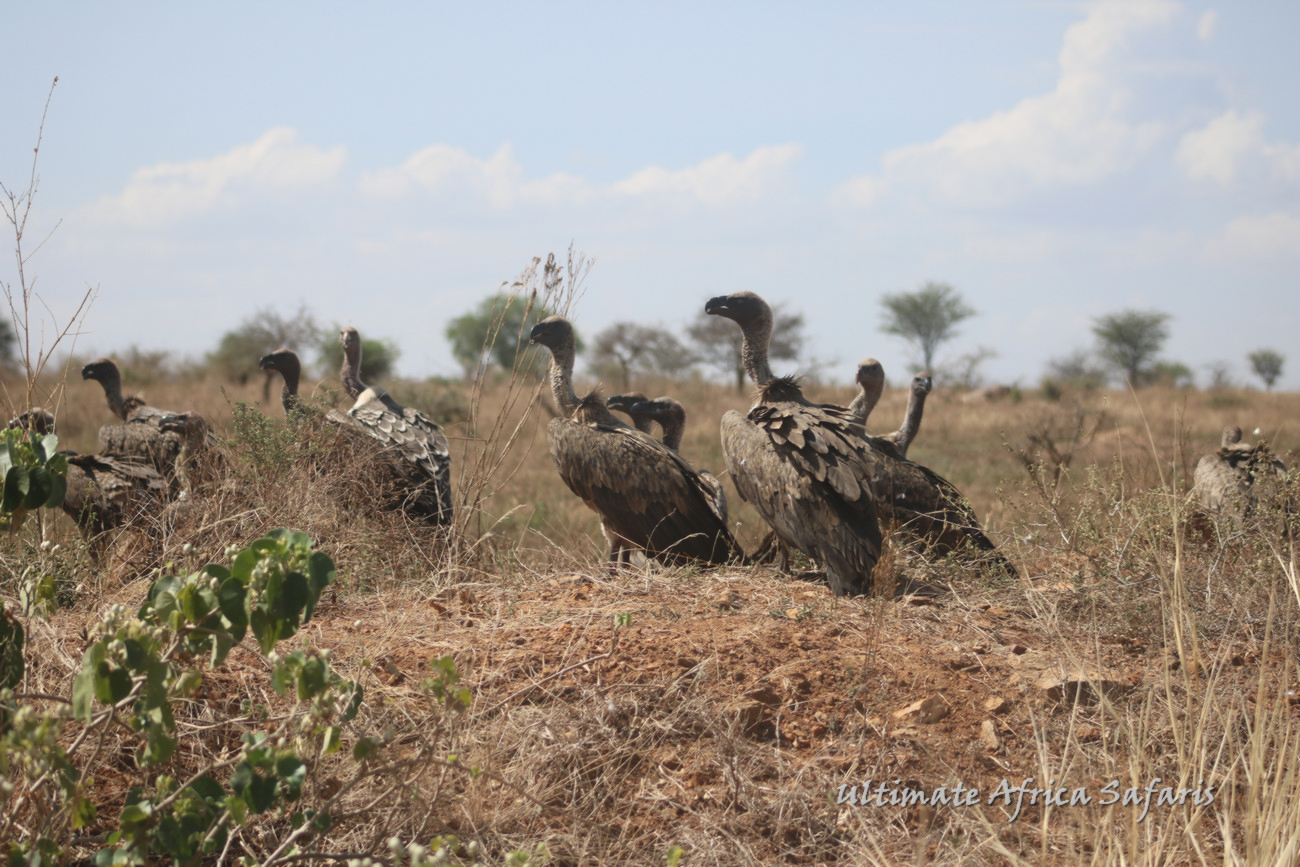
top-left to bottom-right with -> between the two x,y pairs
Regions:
89,127 -> 345,227
612,144 -> 802,207
1176,110 -> 1300,185
360,142 -> 801,212
1196,9 -> 1217,41
839,0 -> 1178,209
359,143 -> 592,210
1203,212 -> 1300,262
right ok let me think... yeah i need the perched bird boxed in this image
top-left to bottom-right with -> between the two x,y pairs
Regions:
705,291 -> 883,596
530,315 -> 743,568
845,359 -> 885,428
605,393 -> 653,434
259,347 -> 453,526
1193,425 -> 1290,524
339,327 -> 453,525
628,395 -> 729,525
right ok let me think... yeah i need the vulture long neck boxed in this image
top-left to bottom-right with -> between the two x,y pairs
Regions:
341,340 -> 365,400
99,365 -> 127,420
655,406 -> 686,452
547,336 -> 580,417
738,311 -> 776,387
848,382 -> 882,424
893,382 -> 928,452
277,359 -> 302,415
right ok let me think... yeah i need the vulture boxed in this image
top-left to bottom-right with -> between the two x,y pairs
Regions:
705,292 -> 883,596
81,358 -> 172,425
5,406 -> 168,540
81,357 -> 215,489
61,453 -> 168,538
159,411 -> 228,495
848,364 -> 1013,577
258,347 -> 453,526
846,359 -> 885,428
881,372 -> 932,459
1193,425 -> 1290,523
605,393 -> 653,434
338,327 -> 453,525
530,315 -> 743,568
627,395 -> 730,525
7,407 -> 56,435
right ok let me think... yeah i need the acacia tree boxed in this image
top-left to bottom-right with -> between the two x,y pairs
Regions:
589,322 -> 695,390
1247,349 -> 1284,391
879,281 -> 976,373
1091,309 -> 1171,385
445,292 -> 578,378
686,303 -> 806,393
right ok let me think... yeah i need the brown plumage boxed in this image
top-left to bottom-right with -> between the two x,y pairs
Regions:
706,292 -> 882,596
7,407 -> 57,435
628,395 -> 729,526
81,357 -> 219,489
159,411 -> 229,495
605,393 -> 653,434
845,362 -> 1012,576
259,347 -> 453,526
5,406 -> 166,540
81,358 -> 171,425
846,358 -> 885,427
1193,425 -> 1290,521
60,452 -> 168,538
531,316 -> 742,567
339,327 -> 453,525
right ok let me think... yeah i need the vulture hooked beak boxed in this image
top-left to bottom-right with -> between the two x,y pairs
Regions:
704,295 -> 730,316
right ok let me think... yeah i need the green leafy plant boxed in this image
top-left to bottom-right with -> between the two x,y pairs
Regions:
0,427 -> 68,534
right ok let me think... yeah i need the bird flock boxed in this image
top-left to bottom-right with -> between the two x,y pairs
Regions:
8,291 -> 1287,593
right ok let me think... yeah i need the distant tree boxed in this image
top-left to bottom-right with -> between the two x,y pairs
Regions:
1043,349 -> 1109,393
1247,349 -> 1284,391
1204,360 -> 1234,389
0,320 -> 16,370
207,304 -> 321,385
879,281 -> 976,373
589,322 -> 695,390
445,292 -> 578,378
1091,309 -> 1171,385
687,303 -> 806,393
1149,360 -> 1194,388
317,327 -> 400,385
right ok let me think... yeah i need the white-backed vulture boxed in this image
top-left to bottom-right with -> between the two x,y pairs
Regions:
705,291 -> 883,596
846,358 -> 885,427
338,327 -> 454,525
6,407 -> 56,435
61,453 -> 168,539
530,315 -> 743,568
1193,425 -> 1290,521
81,357 -> 217,488
845,362 -> 1013,576
883,372 -> 932,458
159,411 -> 229,495
258,347 -> 453,526
605,393 -> 653,434
628,395 -> 729,525
81,358 -> 171,425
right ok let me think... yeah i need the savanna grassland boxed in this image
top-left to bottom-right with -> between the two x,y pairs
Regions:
2,351 -> 1298,865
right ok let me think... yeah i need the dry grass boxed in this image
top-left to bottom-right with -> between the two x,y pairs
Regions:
3,362 -> 1298,864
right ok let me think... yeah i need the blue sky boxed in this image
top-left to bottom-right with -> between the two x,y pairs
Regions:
3,0 -> 1296,389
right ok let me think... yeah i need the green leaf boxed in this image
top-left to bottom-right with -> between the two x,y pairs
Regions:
321,725 -> 342,756
23,465 -> 53,510
44,471 -> 67,509
3,465 -> 30,513
72,667 -> 97,719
